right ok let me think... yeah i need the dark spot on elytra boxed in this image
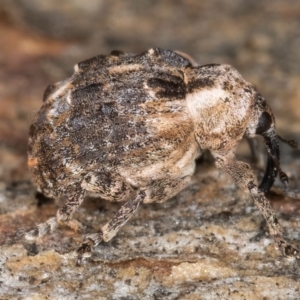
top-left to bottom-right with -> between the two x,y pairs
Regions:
188,77 -> 215,92
147,77 -> 186,99
71,83 -> 103,106
256,93 -> 267,109
244,87 -> 253,94
223,81 -> 234,92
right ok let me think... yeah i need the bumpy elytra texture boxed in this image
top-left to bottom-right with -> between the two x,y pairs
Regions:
27,48 -> 299,262
28,49 -> 257,200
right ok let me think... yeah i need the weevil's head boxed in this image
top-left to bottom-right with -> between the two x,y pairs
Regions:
247,93 -> 288,193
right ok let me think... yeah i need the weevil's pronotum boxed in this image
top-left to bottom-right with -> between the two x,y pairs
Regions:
27,48 -> 299,263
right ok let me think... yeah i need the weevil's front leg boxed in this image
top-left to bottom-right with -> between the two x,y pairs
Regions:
215,152 -> 299,259
76,189 -> 146,264
25,189 -> 85,239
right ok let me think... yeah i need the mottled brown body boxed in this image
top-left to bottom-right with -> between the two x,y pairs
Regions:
29,49 -> 197,203
27,48 -> 299,263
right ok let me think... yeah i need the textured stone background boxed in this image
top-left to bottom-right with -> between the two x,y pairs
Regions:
0,1 -> 300,299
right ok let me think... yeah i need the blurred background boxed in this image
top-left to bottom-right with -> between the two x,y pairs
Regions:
0,0 -> 300,183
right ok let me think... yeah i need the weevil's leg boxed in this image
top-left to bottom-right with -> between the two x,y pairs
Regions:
259,150 -> 278,193
277,135 -> 299,149
255,113 -> 280,193
76,189 -> 146,264
252,110 -> 289,193
76,175 -> 192,264
25,188 -> 85,239
215,152 -> 299,258
101,189 -> 146,242
271,134 -> 300,198
56,189 -> 86,222
263,134 -> 300,198
262,130 -> 290,189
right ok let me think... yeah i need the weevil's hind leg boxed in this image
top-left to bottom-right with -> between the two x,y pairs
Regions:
25,188 -> 86,239
76,189 -> 146,265
256,112 -> 299,198
270,134 -> 300,199
277,134 -> 299,149
215,152 -> 299,259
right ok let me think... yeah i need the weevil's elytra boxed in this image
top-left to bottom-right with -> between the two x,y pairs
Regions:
26,48 -> 299,263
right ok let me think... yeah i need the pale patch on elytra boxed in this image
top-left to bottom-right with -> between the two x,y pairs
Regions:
73,64 -> 79,73
143,81 -> 156,99
66,90 -> 72,105
49,80 -> 72,103
109,64 -> 141,74
47,100 -> 61,120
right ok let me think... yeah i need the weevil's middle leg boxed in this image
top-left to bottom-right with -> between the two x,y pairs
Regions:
75,175 -> 192,264
215,152 -> 299,259
253,108 -> 294,194
76,189 -> 146,264
25,189 -> 85,239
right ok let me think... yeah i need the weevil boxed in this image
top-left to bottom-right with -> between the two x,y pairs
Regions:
27,48 -> 299,263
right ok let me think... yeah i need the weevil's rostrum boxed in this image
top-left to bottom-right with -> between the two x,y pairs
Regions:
27,48 -> 299,262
